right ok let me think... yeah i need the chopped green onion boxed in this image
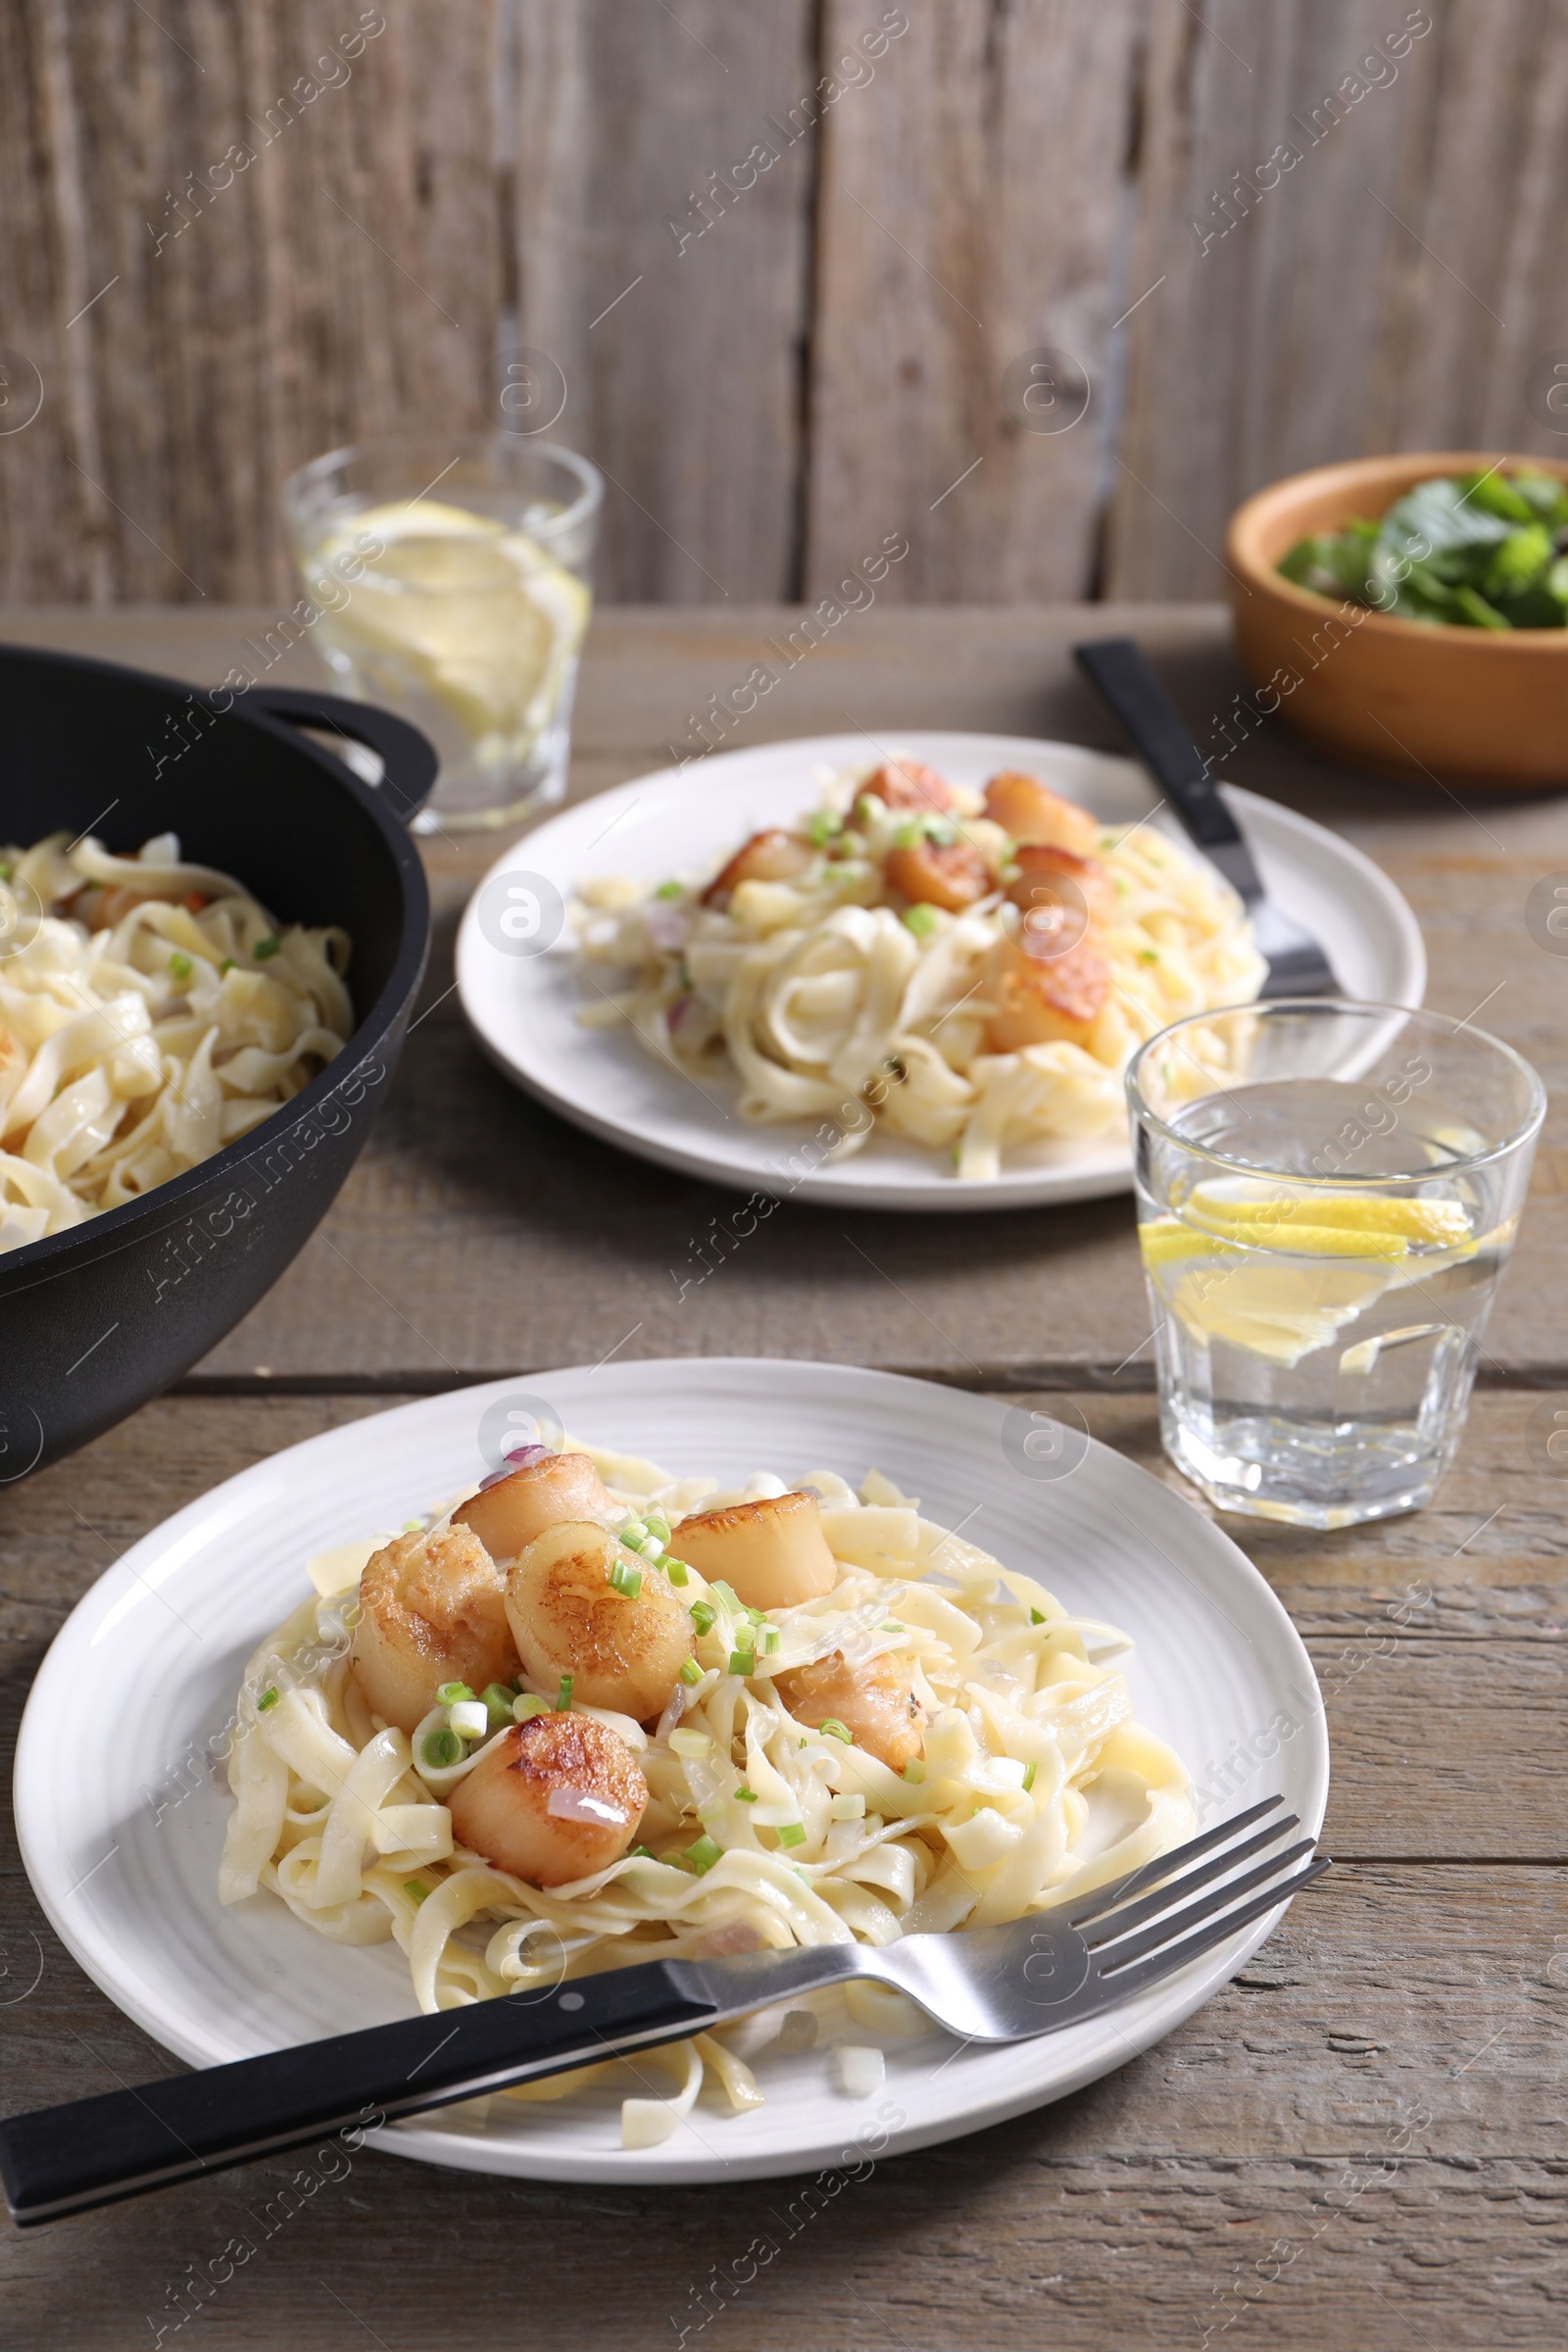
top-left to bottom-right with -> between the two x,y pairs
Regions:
254,935 -> 281,959
0,862 -> 12,882
437,1681 -> 476,1707
481,1682 -> 515,1731
168,951 -> 193,982
727,1649 -> 755,1676
655,880 -> 684,900
1029,1608 -> 1046,1626
1138,948 -> 1159,965
759,1624 -> 780,1656
403,1518 -> 423,1532
880,1621 -> 904,1634
903,1759 -> 926,1785
891,819 -> 923,850
1022,1761 -> 1038,1792
808,809 -> 845,846
690,1600 -> 717,1636
555,1673 -> 574,1711
609,1559 -> 644,1599
734,1786 -> 759,1802
775,1823 -> 808,1850
630,1843 -> 656,1859
710,1581 -> 742,1615
855,793 -> 880,826
829,1792 -> 865,1822
817,1718 -> 853,1744
513,1693 -> 549,1722
449,1697 -> 489,1740
902,904 -> 939,939
670,1727 -> 710,1758
220,956 -> 236,975
664,1557 -> 690,1586
677,1656 -> 703,1686
620,1517 -> 648,1545
257,1684 -> 279,1712
685,1835 -> 723,1875
743,1604 -> 766,1626
404,1879 -> 431,1903
421,1728 -> 463,1769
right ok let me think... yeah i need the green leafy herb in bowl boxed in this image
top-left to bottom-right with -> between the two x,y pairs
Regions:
1278,466 -> 1568,629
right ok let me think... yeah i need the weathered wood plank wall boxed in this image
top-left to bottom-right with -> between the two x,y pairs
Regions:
2,0 -> 1566,608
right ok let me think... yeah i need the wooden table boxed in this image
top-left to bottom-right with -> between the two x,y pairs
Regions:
2,606 -> 1565,2350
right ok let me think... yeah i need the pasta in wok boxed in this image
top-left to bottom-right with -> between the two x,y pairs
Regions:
0,830 -> 352,1251
220,1434 -> 1195,2147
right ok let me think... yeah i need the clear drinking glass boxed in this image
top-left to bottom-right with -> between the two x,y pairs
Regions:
1127,1001 -> 1544,1529
281,432 -> 602,831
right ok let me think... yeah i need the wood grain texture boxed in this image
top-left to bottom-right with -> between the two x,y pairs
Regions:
1106,0 -> 1568,597
0,0 -> 501,605
10,2 -> 1568,608
807,0 -> 1142,603
511,0 -> 816,603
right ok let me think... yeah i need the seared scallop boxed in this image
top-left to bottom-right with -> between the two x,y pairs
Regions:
703,829 -> 814,908
350,1523 -> 517,1735
884,837 -> 992,912
1005,842 -> 1116,932
982,770 -> 1100,856
775,1648 -> 925,1773
455,1451 -> 614,1565
861,759 -> 955,814
984,933 -> 1111,1053
671,1491 -> 838,1614
447,1712 -> 647,1886
506,1521 -> 692,1719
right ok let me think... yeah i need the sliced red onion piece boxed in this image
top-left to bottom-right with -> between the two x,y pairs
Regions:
477,1442 -> 554,1491
547,1787 -> 631,1827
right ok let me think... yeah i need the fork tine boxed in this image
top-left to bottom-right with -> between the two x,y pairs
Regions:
1075,1817 -> 1302,1953
1081,1855 -> 1332,2012
1092,1838 -> 1317,1974
1061,1794 -> 1288,1928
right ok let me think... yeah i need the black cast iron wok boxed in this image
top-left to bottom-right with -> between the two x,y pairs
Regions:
0,644 -> 434,1479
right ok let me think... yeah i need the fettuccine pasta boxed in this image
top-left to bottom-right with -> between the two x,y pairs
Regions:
220,1435 -> 1194,2147
574,756 -> 1264,1179
0,830 -> 352,1250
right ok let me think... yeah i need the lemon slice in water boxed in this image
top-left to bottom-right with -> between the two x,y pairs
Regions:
312,499 -> 591,760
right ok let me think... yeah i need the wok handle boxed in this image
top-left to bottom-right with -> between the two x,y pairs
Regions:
231,686 -> 439,827
0,1957 -> 717,2227
1072,637 -> 1262,906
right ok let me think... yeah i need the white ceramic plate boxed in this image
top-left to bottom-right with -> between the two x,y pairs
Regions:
16,1361 -> 1328,2186
457,731 -> 1426,1211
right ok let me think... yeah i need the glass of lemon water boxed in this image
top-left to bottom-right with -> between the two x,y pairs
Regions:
1127,1001 -> 1544,1529
282,433 -> 601,829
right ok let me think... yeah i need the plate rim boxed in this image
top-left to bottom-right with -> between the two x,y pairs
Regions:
14,1359 -> 1330,2185
456,729 -> 1427,1212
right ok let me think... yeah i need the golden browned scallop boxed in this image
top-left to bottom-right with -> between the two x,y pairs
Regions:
775,1648 -> 925,1774
861,759 -> 955,813
671,1491 -> 838,1615
884,837 -> 992,913
1005,842 -> 1116,930
455,1451 -> 614,1565
350,1524 -> 517,1735
506,1522 -> 691,1719
702,829 -> 815,908
983,770 -> 1100,856
984,933 -> 1111,1054
446,1712 -> 647,1886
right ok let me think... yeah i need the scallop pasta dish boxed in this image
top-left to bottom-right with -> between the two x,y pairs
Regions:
220,1436 -> 1196,2146
0,830 -> 352,1250
573,757 -> 1265,1180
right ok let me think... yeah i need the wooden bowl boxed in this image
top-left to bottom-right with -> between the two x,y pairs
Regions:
1225,451 -> 1568,789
